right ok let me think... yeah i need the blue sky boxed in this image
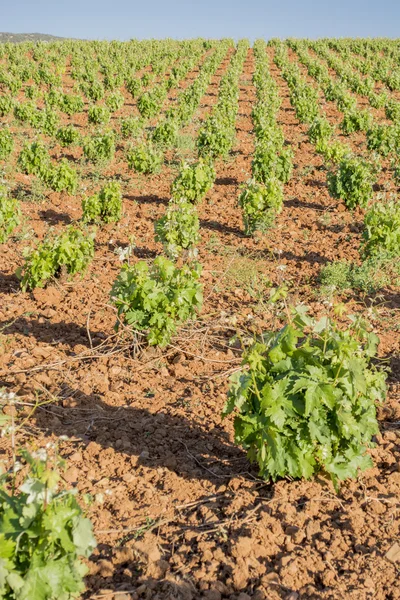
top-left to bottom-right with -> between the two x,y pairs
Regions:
2,0 -> 399,40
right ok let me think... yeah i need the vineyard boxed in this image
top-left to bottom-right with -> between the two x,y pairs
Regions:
0,36 -> 399,599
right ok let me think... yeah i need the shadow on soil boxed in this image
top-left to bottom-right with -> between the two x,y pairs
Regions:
0,316 -> 100,348
0,272 -> 21,294
200,218 -> 245,238
215,176 -> 238,186
272,250 -> 329,266
284,197 -> 332,212
39,209 -> 73,225
125,194 -> 169,206
32,386 -> 293,600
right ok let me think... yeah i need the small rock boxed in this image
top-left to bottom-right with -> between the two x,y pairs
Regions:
203,590 -> 221,600
285,526 -> 299,537
64,467 -> 80,484
386,543 -> 400,564
172,353 -> 184,364
173,363 -> 186,378
110,366 -> 122,377
212,581 -> 229,595
97,559 -> 114,577
233,536 -> 253,559
32,346 -> 53,359
69,451 -> 82,462
280,556 -> 292,568
147,559 -> 169,578
363,577 -> 375,589
262,572 -> 280,587
136,584 -> 147,596
2,405 -> 17,417
285,560 -> 298,575
122,472 -> 135,483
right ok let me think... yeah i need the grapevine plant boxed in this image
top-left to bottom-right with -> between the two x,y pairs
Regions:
0,186 -> 20,244
0,129 -> 13,161
327,156 -> 376,210
20,227 -> 95,291
362,198 -> 400,258
126,142 -> 163,174
223,305 -> 387,487
171,159 -> 215,203
82,181 -> 123,224
155,199 -> 200,259
238,178 -> 283,236
0,449 -> 96,600
111,256 -> 203,347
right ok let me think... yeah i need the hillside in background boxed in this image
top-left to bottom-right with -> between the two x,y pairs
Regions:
0,32 -> 67,43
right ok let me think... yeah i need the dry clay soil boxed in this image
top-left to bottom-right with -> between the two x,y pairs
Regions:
0,47 -> 400,600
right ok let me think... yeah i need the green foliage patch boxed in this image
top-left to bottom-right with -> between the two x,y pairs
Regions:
223,306 -> 386,487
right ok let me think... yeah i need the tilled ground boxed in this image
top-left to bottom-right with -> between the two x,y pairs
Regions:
0,46 -> 399,600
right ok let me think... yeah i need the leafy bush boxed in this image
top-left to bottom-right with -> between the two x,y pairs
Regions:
362,199 -> 400,258
120,116 -> 143,139
223,305 -> 386,487
320,140 -> 351,165
20,226 -> 95,291
387,70 -> 400,91
197,116 -> 234,159
368,91 -> 388,109
83,131 -> 115,164
308,117 -> 333,149
137,90 -> 163,118
151,118 -> 178,147
105,91 -> 124,112
18,141 -> 50,178
56,125 -> 81,147
25,84 -> 41,101
126,141 -> 163,174
111,256 -> 203,347
88,105 -> 110,126
238,178 -> 283,236
44,159 -> 79,195
0,95 -> 13,117
0,128 -> 13,160
37,108 -> 59,136
366,124 -> 395,156
0,186 -> 20,243
44,88 -> 63,109
171,159 -> 215,203
253,120 -> 284,146
83,80 -> 104,102
252,142 -> 293,184
155,199 -> 200,259
61,93 -> 84,116
385,100 -> 400,122
14,101 -> 38,126
291,84 -> 319,123
340,109 -> 373,135
141,72 -> 154,87
327,156 -> 375,210
0,449 -> 96,599
125,77 -> 142,99
82,181 -> 122,223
